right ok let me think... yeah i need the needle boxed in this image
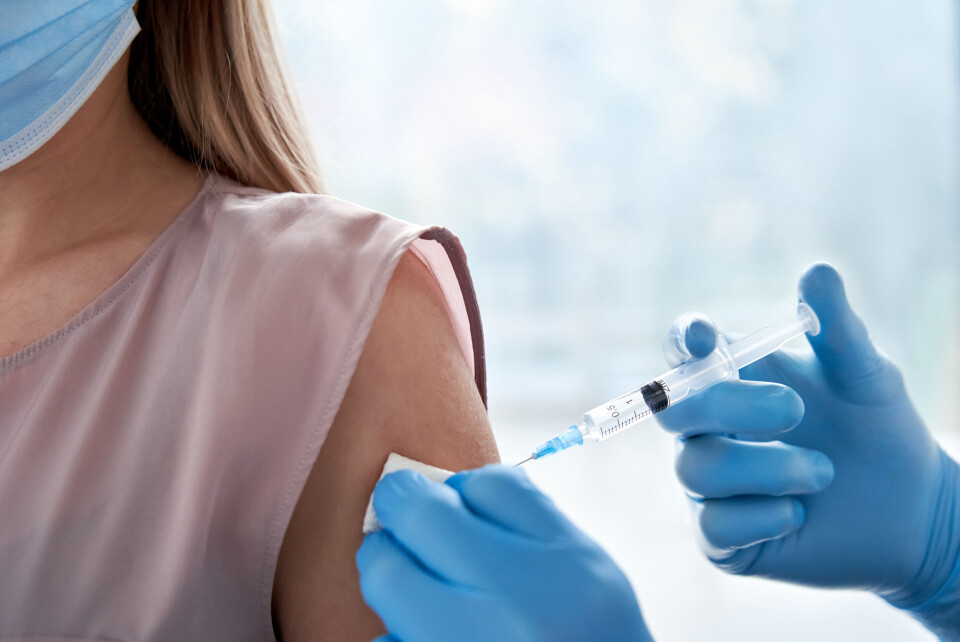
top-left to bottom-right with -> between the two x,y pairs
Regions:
514,455 -> 535,467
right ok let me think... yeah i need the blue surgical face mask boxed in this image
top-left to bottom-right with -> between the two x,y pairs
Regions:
0,0 -> 139,171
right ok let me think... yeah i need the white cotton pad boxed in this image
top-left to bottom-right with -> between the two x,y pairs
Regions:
362,452 -> 454,534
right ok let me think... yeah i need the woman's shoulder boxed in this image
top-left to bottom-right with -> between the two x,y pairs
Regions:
185,173 -> 470,375
183,173 -> 484,402
202,173 -> 425,267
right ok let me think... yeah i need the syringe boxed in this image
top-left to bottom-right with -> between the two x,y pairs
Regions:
516,302 -> 820,465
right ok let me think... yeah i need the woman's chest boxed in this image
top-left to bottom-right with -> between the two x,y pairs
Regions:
0,238 -> 152,360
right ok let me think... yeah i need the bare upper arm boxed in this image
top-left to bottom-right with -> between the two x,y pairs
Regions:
271,249 -> 500,641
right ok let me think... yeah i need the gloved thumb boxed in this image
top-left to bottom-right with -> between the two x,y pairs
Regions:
662,312 -> 719,368
799,263 -> 886,389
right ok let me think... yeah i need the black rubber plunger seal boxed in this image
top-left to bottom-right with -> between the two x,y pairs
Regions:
641,380 -> 670,413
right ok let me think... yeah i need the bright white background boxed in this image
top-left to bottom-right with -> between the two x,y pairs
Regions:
272,1 -> 959,639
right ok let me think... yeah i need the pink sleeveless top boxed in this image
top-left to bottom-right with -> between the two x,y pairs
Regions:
0,173 -> 487,641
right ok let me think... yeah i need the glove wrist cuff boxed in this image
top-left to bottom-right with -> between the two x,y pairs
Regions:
882,450 -> 960,639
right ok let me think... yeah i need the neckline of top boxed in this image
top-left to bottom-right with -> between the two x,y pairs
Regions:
0,171 -> 221,374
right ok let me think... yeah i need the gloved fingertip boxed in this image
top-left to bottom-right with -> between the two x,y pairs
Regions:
663,312 -> 717,366
444,472 -> 467,492
356,530 -> 390,571
372,470 -> 429,522
810,451 -> 835,491
760,498 -> 805,541
780,386 -> 805,429
798,262 -> 852,333
376,469 -> 422,496
786,498 -> 806,531
685,315 -> 719,359
798,263 -> 885,379
798,261 -> 846,310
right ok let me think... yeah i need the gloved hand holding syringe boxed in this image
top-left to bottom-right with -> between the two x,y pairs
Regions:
516,301 -> 821,465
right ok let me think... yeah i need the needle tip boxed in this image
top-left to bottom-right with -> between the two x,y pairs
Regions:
514,455 -> 535,467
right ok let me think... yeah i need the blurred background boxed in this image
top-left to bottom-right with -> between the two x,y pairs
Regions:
272,1 -> 958,639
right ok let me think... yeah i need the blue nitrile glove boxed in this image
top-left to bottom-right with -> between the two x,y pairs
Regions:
356,464 -> 653,642
657,262 -> 960,639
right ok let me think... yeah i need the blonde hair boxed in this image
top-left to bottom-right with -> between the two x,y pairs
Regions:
128,0 -> 324,194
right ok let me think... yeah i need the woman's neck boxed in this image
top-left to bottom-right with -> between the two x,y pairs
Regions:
0,48 -> 204,280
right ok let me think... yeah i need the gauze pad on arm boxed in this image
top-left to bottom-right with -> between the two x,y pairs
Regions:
362,452 -> 454,534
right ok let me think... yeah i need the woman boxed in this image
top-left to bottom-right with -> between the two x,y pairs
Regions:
1,1 -> 504,639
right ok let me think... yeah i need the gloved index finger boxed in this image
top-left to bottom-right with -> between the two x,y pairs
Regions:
655,379 -> 804,438
445,465 -> 576,542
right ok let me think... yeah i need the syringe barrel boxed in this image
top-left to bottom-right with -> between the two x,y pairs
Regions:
728,302 -> 819,367
580,383 -> 655,442
576,302 -> 820,445
579,336 -> 739,442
